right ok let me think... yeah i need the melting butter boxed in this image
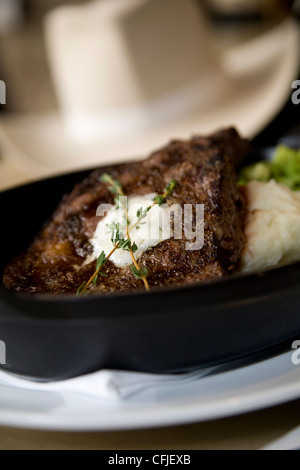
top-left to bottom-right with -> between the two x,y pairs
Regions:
90,194 -> 172,267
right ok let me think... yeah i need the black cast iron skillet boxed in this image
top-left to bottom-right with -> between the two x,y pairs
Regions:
0,127 -> 300,381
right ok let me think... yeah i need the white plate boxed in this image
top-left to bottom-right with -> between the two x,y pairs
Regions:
0,350 -> 299,431
0,18 -> 299,179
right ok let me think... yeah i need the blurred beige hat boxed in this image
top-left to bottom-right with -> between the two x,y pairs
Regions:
2,1 -> 294,178
44,0 -> 218,142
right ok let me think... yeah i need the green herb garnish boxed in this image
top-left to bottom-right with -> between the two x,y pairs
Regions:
238,145 -> 300,190
77,175 -> 177,295
130,265 -> 149,280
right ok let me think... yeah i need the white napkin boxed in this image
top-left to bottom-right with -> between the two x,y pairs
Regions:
261,426 -> 300,451
0,367 -> 217,401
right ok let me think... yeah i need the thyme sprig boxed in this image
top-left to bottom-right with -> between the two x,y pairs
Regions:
77,175 -> 177,295
101,174 -> 150,291
128,179 -> 177,234
76,250 -> 108,296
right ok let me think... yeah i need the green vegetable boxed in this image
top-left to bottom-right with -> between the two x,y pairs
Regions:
237,145 -> 300,190
238,162 -> 271,185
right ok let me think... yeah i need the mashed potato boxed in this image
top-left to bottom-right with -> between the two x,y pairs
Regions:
240,180 -> 300,273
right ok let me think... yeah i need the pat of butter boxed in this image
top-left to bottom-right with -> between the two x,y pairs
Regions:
90,194 -> 172,267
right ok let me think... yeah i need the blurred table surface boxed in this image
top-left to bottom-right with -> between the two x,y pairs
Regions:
0,399 -> 299,450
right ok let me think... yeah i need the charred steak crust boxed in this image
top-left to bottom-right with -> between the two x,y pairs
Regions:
3,128 -> 250,294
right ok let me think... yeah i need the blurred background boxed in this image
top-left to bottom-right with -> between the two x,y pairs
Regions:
0,0 -> 297,113
0,0 -> 299,188
0,0 -> 83,113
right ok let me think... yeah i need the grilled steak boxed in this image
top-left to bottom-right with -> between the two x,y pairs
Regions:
3,128 -> 250,295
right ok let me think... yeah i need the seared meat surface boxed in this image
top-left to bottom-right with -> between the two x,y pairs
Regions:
3,128 -> 250,295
